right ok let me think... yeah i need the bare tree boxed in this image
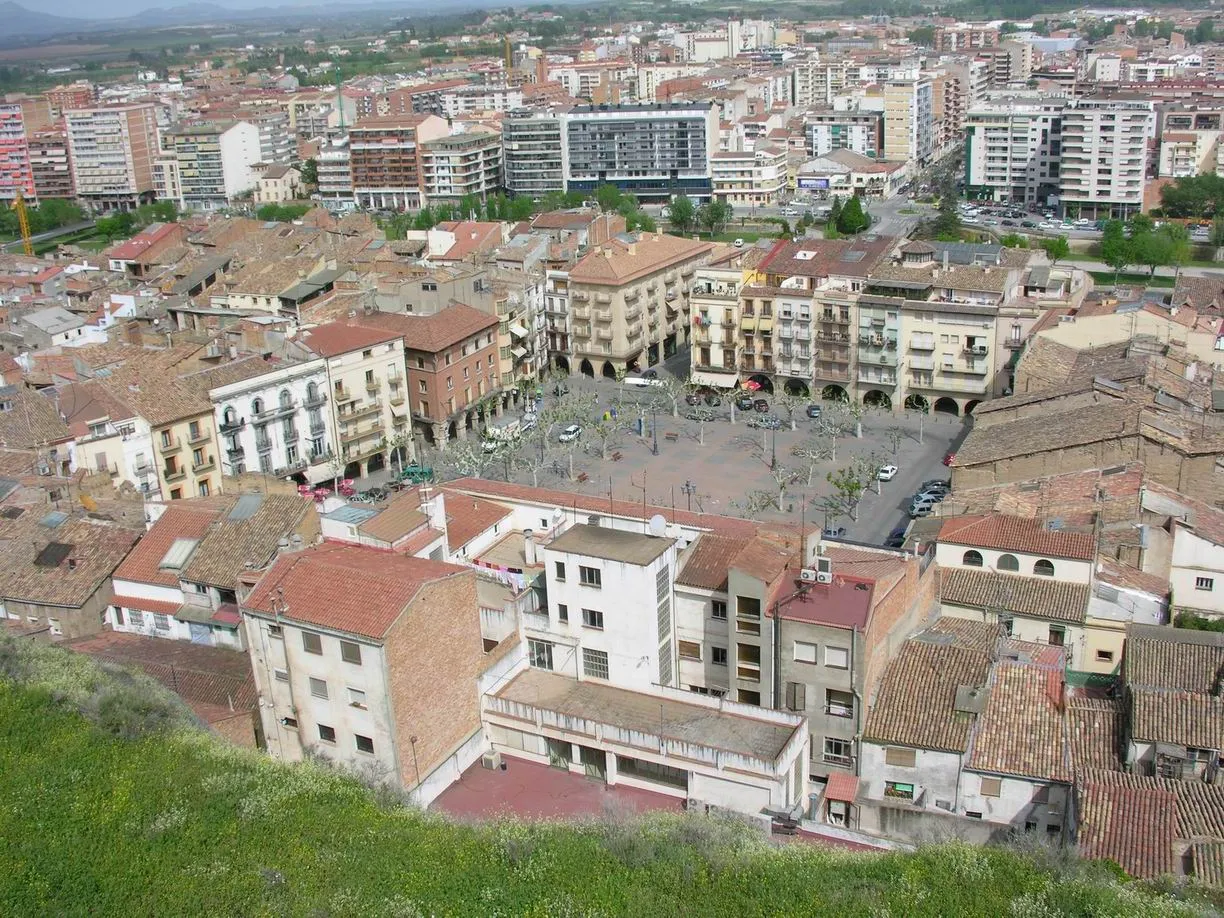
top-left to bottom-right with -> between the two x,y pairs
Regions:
588,411 -> 629,460
790,436 -> 834,487
654,373 -> 692,419
855,452 -> 888,495
809,494 -> 848,534
435,440 -> 493,480
768,465 -> 803,511
684,406 -> 717,446
729,489 -> 777,520
885,426 -> 906,456
773,390 -> 806,431
841,400 -> 865,438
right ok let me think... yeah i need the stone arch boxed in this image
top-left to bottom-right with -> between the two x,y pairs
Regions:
366,453 -> 386,475
904,394 -> 929,413
555,355 -> 570,374
748,373 -> 774,394
933,397 -> 960,416
822,384 -> 848,402
601,360 -> 618,379
863,389 -> 891,410
579,359 -> 594,378
964,399 -> 982,416
783,378 -> 810,397
343,461 -> 362,479
447,420 -> 458,440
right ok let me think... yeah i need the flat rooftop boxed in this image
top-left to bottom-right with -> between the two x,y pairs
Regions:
546,523 -> 674,566
494,669 -> 798,763
478,530 -> 540,571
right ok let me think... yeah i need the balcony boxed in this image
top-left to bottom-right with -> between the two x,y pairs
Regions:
303,390 -> 327,409
341,440 -> 385,463
339,402 -> 381,422
572,305 -> 591,320
963,344 -> 989,357
627,324 -> 643,340
226,445 -> 245,460
219,416 -> 245,434
365,378 -> 381,394
572,290 -> 589,302
737,664 -> 761,683
595,292 -> 612,304
309,415 -> 327,434
159,436 -> 182,454
187,427 -> 210,446
255,437 -> 273,453
163,465 -> 186,482
909,338 -> 935,352
192,455 -> 216,473
389,389 -> 405,406
333,386 -> 356,403
307,447 -> 335,465
624,306 -> 642,321
340,421 -> 384,445
778,326 -> 794,339
596,328 -> 613,341
254,400 -> 296,422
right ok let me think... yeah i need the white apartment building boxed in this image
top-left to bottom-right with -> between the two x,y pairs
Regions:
151,153 -> 182,204
882,70 -> 934,169
62,379 -> 160,497
65,103 -> 159,210
711,144 -> 787,206
420,127 -> 502,204
439,85 -> 523,116
964,97 -> 1064,206
166,120 -> 262,211
502,109 -> 566,198
1058,97 -> 1154,219
690,267 -> 744,390
315,136 -> 353,209
636,63 -> 707,103
210,360 -> 336,485
804,110 -> 883,159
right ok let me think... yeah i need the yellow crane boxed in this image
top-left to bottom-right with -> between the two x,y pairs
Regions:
13,190 -> 33,256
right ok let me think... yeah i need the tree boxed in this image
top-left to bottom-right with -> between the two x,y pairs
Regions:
594,184 -> 623,214
907,26 -> 936,46
626,210 -> 656,233
827,466 -> 866,521
768,466 -> 802,512
999,233 -> 1027,249
825,196 -> 843,239
667,194 -> 696,235
1164,223 -> 1191,285
434,441 -> 492,480
588,411 -> 628,460
1210,217 -> 1224,248
773,390 -> 806,431
837,195 -> 870,235
1131,226 -> 1174,276
885,426 -> 906,456
684,406 -> 717,446
837,400 -> 864,438
1100,219 -> 1132,282
1041,236 -> 1070,265
1196,19 -> 1216,43
697,199 -> 733,236
300,158 -> 318,186
791,437 -> 833,487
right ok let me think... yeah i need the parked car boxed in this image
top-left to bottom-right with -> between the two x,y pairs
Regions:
558,424 -> 583,443
1021,220 -> 1038,228
806,404 -> 822,419
704,393 -> 722,407
823,526 -> 847,538
943,452 -> 956,466
684,392 -> 702,406
520,417 -> 537,433
753,398 -> 770,413
915,488 -> 947,504
909,499 -> 936,518
736,394 -> 755,411
642,368 -> 659,379
884,524 -> 909,548
733,238 -> 745,248
877,464 -> 898,481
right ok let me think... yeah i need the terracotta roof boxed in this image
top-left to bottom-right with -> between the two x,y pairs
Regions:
1068,696 -> 1125,773
356,490 -> 428,544
1077,778 -> 1179,880
968,658 -> 1071,782
0,387 -> 72,448
181,493 -> 311,589
937,514 -> 1096,561
1124,624 -> 1224,694
243,542 -> 469,640
95,365 -> 211,428
0,517 -> 138,608
111,594 -> 182,615
940,567 -> 1090,624
295,321 -> 401,358
361,304 -> 498,354
530,209 -> 598,230
1130,688 -> 1224,748
759,235 -> 894,279
57,380 -> 138,438
569,233 -> 713,286
113,503 -> 223,587
863,620 -> 995,753
441,489 -> 512,553
730,531 -> 795,584
824,770 -> 859,803
676,533 -> 742,591
1192,842 -> 1224,887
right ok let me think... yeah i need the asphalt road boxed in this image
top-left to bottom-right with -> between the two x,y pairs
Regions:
0,220 -> 95,253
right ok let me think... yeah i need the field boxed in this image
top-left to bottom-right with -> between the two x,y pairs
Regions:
1088,271 -> 1176,288
0,634 -> 1217,917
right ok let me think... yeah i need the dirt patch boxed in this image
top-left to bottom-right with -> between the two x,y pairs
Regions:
0,44 -> 108,61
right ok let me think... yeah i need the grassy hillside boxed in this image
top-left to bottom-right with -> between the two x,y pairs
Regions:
0,635 -> 1214,917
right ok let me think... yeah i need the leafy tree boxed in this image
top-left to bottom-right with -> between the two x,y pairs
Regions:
594,184 -> 623,213
1131,225 -> 1174,276
1041,236 -> 1070,265
827,466 -> 866,521
697,199 -> 733,236
1159,172 -> 1224,219
256,203 -> 311,222
507,196 -> 534,222
998,233 -> 1027,248
1100,219 -> 1132,283
907,26 -> 936,46
837,195 -> 870,235
1196,19 -> 1216,43
667,194 -> 696,235
626,210 -> 656,233
299,158 -> 318,186
826,196 -> 843,232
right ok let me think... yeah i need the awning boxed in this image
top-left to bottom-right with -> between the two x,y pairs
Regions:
510,346 -> 528,360
112,595 -> 180,615
824,771 -> 859,803
212,603 -> 241,626
174,603 -> 216,625
509,323 -> 529,338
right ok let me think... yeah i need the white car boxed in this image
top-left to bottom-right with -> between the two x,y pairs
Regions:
962,215 -> 980,224
733,238 -> 744,248
878,465 -> 899,481
558,424 -> 583,443
1038,221 -> 1055,230
1074,218 -> 1092,226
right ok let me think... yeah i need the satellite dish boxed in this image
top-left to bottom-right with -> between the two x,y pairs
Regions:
649,514 -> 667,537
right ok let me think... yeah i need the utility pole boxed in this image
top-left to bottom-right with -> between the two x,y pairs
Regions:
681,479 -> 696,512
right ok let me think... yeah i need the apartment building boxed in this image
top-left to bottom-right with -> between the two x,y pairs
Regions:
44,81 -> 94,116
242,109 -> 294,166
202,357 -> 336,485
243,543 -> 486,803
1058,97 -> 1155,220
419,127 -> 502,205
360,305 -> 500,447
882,71 -> 934,169
934,24 -> 998,52
563,102 -> 718,203
439,84 -> 524,116
253,164 -> 303,204
0,103 -> 34,205
964,97 -> 1064,206
804,109 -> 883,159
152,153 -> 182,205
65,103 -> 160,210
690,266 -> 745,390
166,120 -> 262,211
27,129 -> 74,201
564,232 -> 713,377
711,144 -> 787,206
348,114 -> 450,211
502,109 -> 566,198
60,379 -> 160,498
976,41 -> 1035,86
295,322 -> 413,479
316,136 -> 353,207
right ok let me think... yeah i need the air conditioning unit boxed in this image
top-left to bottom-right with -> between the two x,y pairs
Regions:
481,751 -> 503,770
799,568 -> 818,582
684,797 -> 703,811
816,556 -> 833,583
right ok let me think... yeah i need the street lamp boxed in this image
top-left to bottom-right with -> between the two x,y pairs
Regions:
651,403 -> 659,456
681,479 -> 696,512
770,426 -> 777,470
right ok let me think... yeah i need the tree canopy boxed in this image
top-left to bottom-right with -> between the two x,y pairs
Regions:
836,195 -> 870,235
1158,173 -> 1224,219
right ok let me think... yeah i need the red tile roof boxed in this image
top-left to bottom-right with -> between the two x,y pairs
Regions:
296,321 -> 402,358
676,533 -> 743,591
243,543 -> 469,640
937,514 -> 1096,560
441,489 -> 512,553
824,771 -> 859,802
1077,780 -> 1179,880
105,222 -> 180,262
111,595 -> 182,615
113,504 -> 223,587
362,304 -> 497,354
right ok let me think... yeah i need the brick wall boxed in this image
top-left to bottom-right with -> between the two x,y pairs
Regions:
863,554 -> 939,707
383,571 -> 484,789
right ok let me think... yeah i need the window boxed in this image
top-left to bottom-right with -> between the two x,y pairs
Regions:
348,688 -> 367,709
581,608 -> 604,629
528,639 -> 554,670
785,681 -> 807,711
712,646 -> 728,666
711,599 -> 727,620
1033,559 -> 1055,577
268,624 -> 283,638
794,640 -> 818,663
678,640 -> 702,660
274,668 -> 289,682
579,565 -> 601,587
198,481 -> 210,498
965,811 -> 983,819
1048,626 -> 1066,647
555,561 -> 566,581
355,734 -> 374,754
962,550 -> 984,567
997,553 -> 1019,572
557,603 -> 569,623
302,631 -> 323,654
1196,577 -> 1215,591
308,677 -> 329,699
824,646 -> 850,669
824,737 -> 853,765
1096,649 -> 1115,663
340,640 -> 362,665
153,613 -> 169,631
48,618 -> 62,636
979,776 -> 1002,798
582,648 -> 609,680
129,610 -> 145,627
885,746 -> 916,767
318,724 -> 336,743
884,781 -> 915,801
826,689 -> 854,718
738,688 -> 761,705
281,717 -> 298,729
418,379 -> 427,394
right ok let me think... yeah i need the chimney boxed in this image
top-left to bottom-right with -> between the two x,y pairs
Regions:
523,529 -> 537,565
942,250 -> 949,270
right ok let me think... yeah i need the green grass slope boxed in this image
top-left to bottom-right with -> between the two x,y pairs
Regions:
0,635 -> 1215,918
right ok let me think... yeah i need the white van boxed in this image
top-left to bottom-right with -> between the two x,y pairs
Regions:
622,376 -> 664,389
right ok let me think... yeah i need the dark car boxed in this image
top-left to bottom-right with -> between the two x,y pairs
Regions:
1021,220 -> 1038,228
823,526 -> 846,538
753,398 -> 770,413
684,393 -> 701,406
1001,219 -> 1016,226
806,404 -> 822,419
642,368 -> 659,379
736,394 -> 755,411
884,524 -> 909,548
704,393 -> 722,407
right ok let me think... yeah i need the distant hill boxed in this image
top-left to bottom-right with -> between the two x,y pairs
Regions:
0,1 -> 87,38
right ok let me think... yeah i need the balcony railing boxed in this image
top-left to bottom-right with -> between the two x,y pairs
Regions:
163,466 -> 186,482
192,455 -> 216,473
303,391 -> 327,408
737,664 -> 761,683
159,437 -> 182,454
340,402 -> 381,422
365,378 -> 381,393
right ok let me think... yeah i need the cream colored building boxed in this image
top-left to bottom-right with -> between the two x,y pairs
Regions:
711,144 -> 787,207
253,163 -> 303,204
295,322 -> 413,479
564,233 -> 714,377
690,266 -> 745,389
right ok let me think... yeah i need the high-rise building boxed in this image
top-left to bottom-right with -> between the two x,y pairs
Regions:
316,136 -> 353,208
964,96 -> 1064,206
0,103 -> 34,205
419,127 -> 502,204
348,114 -> 450,211
65,103 -> 159,210
43,82 -> 94,117
882,71 -> 934,169
502,109 -> 566,197
975,41 -> 1035,86
166,120 -> 263,210
240,109 -> 294,165
563,102 -> 718,203
1058,97 -> 1154,219
804,110 -> 883,158
27,129 -> 74,202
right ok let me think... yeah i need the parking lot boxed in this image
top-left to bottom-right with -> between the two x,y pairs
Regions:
413,372 -> 970,547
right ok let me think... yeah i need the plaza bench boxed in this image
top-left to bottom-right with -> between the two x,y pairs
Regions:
576,472 -> 589,483
664,432 -> 679,442
611,451 -> 623,461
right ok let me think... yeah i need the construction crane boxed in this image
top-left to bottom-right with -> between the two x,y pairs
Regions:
13,190 -> 33,256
